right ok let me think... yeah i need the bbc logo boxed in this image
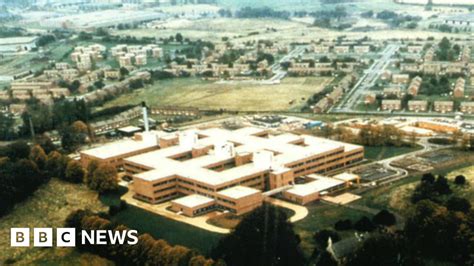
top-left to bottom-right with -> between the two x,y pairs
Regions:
11,228 -> 76,247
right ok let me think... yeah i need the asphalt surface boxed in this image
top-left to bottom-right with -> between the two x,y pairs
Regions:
332,44 -> 399,113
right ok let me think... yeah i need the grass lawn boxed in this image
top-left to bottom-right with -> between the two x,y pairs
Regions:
0,179 -> 109,265
104,77 -> 329,112
293,202 -> 369,257
364,145 -> 422,160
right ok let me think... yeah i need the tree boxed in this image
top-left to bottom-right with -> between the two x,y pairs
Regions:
454,175 -> 467,186
189,255 -> 214,266
29,145 -> 47,171
334,219 -> 352,231
10,159 -> 43,195
354,216 -> 375,232
446,197 -> 471,213
0,112 -> 16,140
65,160 -> 86,183
346,233 -> 404,266
0,141 -> 31,161
404,200 -> 474,264
372,210 -> 396,227
94,79 -> 105,89
61,120 -> 89,152
68,80 -> 81,94
34,134 -> 56,154
433,175 -> 451,195
211,204 -> 305,266
86,159 -> 100,181
421,173 -> 435,183
313,229 -> 340,249
88,164 -> 118,193
36,34 -> 55,46
120,67 -> 129,76
46,151 -> 70,179
175,33 -> 183,43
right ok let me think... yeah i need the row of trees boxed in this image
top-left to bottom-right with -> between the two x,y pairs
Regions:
65,210 -> 218,266
235,7 -> 291,20
314,124 -> 416,148
334,209 -> 397,233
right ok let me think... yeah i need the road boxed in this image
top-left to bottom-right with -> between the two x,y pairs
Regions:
332,44 -> 399,113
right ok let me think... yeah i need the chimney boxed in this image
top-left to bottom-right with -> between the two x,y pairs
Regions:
142,101 -> 149,132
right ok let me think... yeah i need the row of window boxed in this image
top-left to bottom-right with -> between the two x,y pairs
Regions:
153,178 -> 178,187
153,185 -> 176,194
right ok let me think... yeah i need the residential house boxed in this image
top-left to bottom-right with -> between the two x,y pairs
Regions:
381,99 -> 402,111
408,100 -> 428,112
433,101 -> 454,113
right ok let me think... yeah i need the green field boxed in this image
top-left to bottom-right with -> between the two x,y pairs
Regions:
104,77 -> 329,112
364,145 -> 422,160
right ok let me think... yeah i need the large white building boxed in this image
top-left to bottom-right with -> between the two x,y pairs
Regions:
80,127 -> 364,216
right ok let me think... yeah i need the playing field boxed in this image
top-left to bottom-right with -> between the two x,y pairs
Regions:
104,77 -> 331,112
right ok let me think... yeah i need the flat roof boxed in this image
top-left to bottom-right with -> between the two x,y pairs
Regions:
119,127 -> 362,186
217,186 -> 261,199
118,126 -> 142,133
286,177 -> 344,197
171,194 -> 215,208
332,173 -> 359,182
81,138 -> 157,159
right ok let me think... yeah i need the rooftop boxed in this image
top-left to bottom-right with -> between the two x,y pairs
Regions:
80,131 -> 163,159
217,186 -> 261,199
286,176 -> 345,197
171,194 -> 215,208
332,173 -> 359,182
118,126 -> 142,134
122,127 -> 361,186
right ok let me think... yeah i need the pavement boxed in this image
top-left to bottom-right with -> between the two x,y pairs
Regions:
264,197 -> 309,223
332,44 -> 399,113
